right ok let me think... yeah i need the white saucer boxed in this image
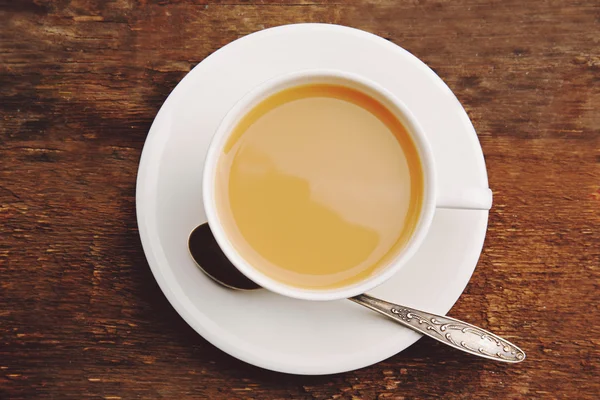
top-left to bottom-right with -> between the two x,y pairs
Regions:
136,24 -> 490,375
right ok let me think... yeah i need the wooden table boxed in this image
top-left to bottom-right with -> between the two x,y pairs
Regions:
2,1 -> 599,398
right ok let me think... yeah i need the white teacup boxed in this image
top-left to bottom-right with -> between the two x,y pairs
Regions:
203,69 -> 492,301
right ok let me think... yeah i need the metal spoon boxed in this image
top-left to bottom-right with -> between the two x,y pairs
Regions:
189,223 -> 525,363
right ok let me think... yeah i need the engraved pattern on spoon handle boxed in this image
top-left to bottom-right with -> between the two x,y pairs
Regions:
350,294 -> 526,363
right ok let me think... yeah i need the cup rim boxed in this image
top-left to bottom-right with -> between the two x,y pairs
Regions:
202,68 -> 437,301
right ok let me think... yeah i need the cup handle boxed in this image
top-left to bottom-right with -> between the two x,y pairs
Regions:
436,187 -> 493,210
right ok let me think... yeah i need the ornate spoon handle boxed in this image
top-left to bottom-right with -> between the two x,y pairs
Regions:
350,294 -> 525,363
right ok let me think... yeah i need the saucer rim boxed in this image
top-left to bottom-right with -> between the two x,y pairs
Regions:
136,23 -> 489,375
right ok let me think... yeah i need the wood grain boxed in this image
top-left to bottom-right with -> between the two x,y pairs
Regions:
1,0 -> 599,398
